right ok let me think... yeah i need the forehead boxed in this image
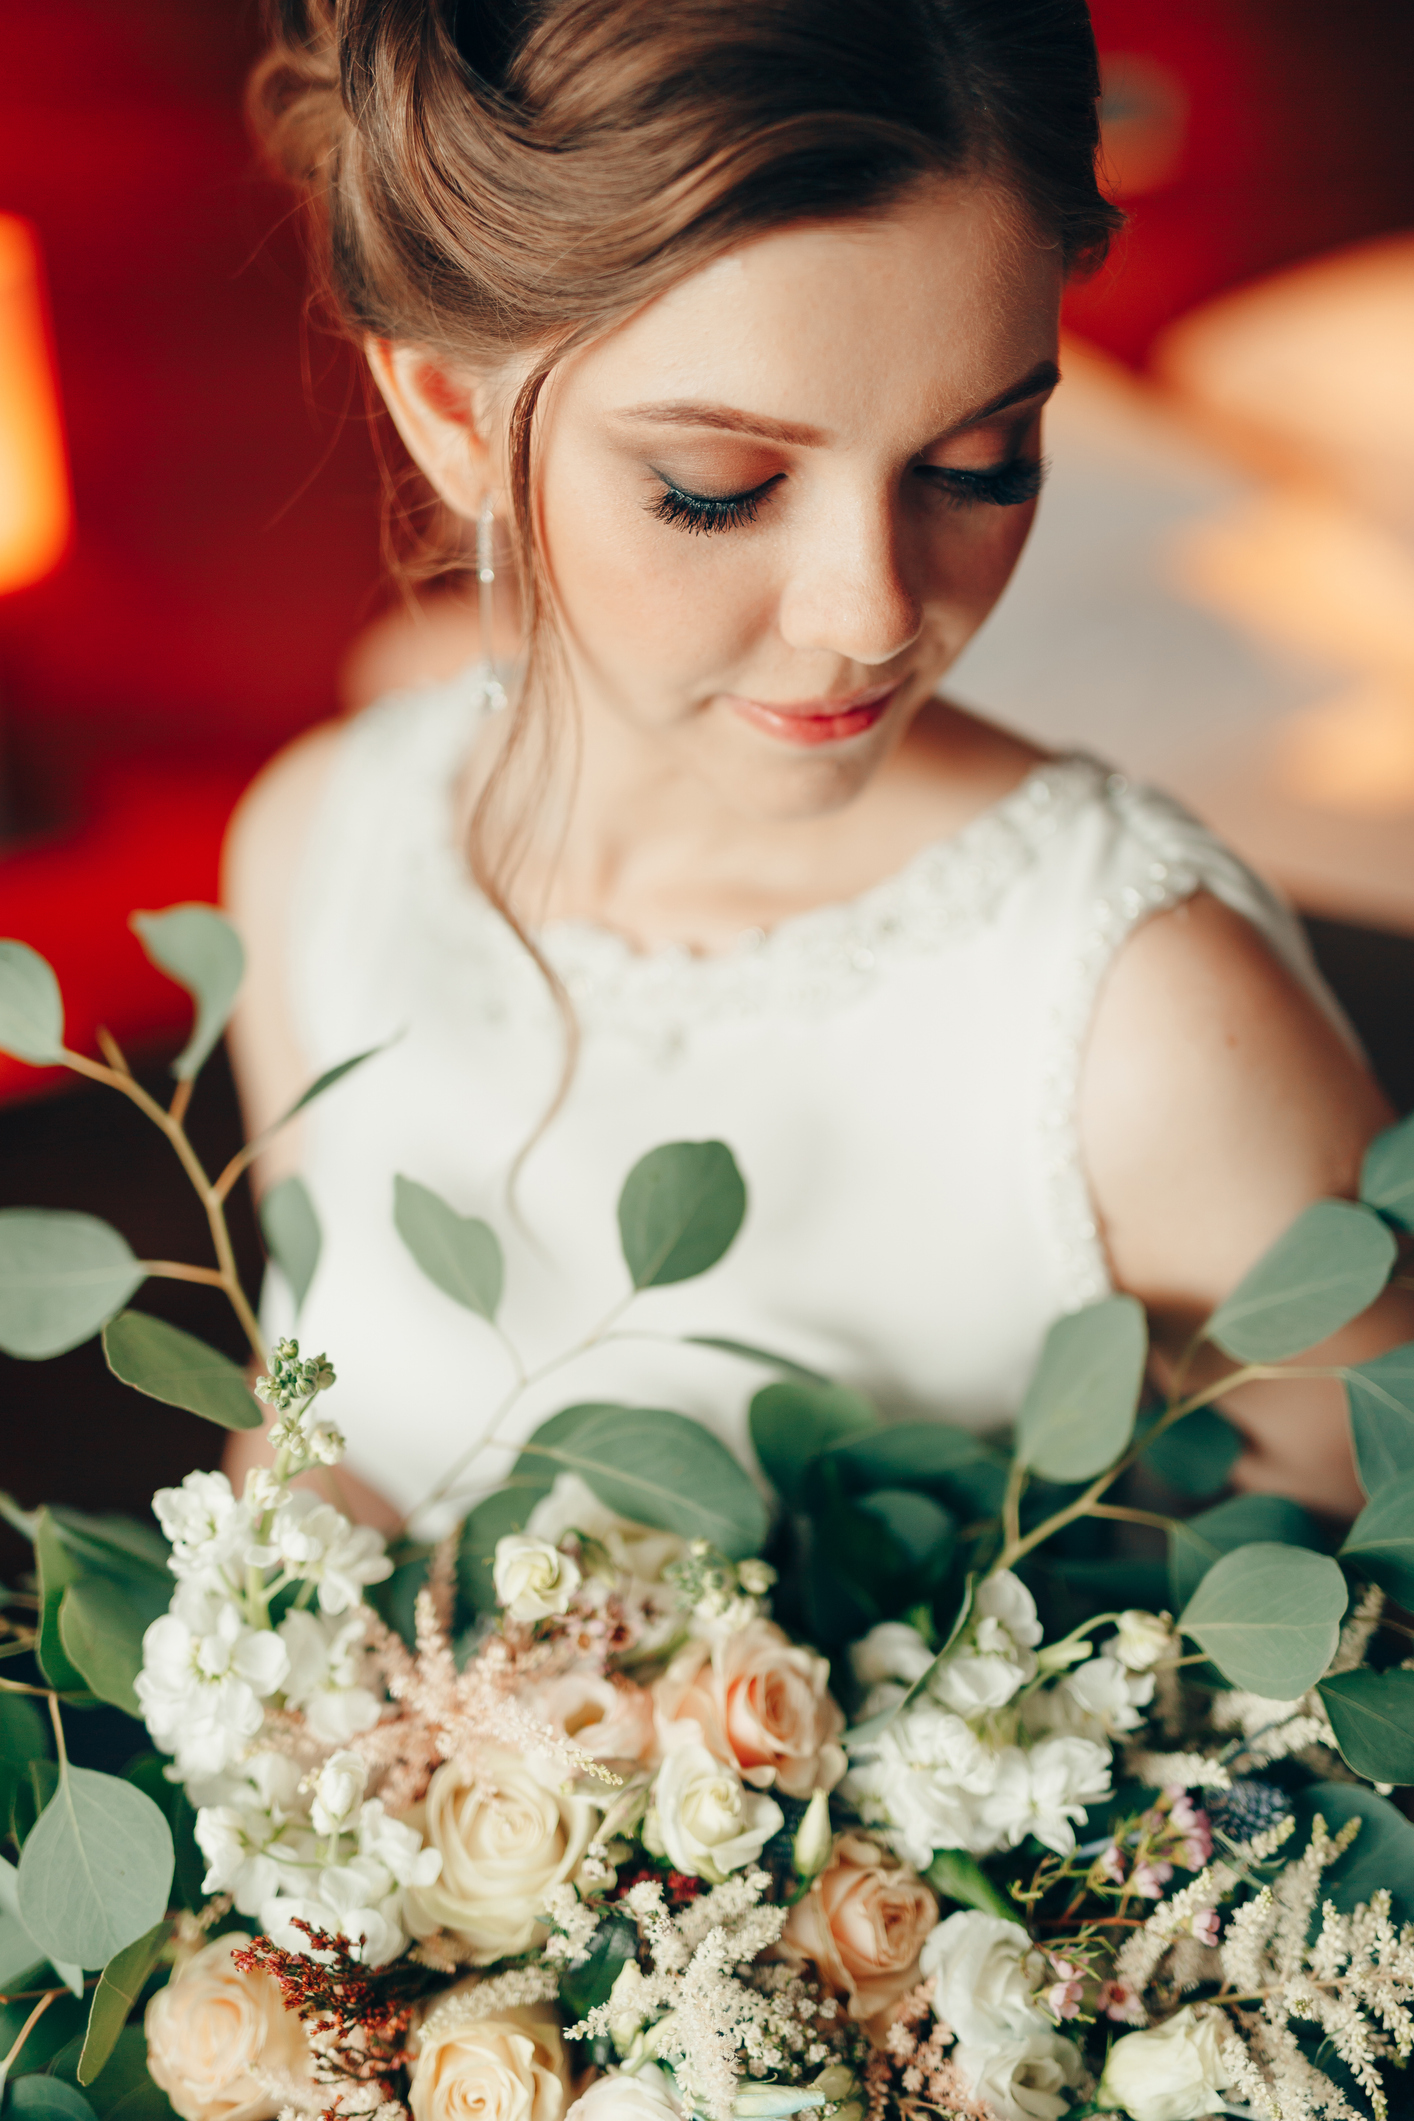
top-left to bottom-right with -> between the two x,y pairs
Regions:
566,179 -> 1062,436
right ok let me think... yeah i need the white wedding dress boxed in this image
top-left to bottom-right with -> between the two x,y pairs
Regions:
267,667 -> 1345,1530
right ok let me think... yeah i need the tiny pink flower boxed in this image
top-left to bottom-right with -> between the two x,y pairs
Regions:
1097,1843 -> 1126,1885
1097,1980 -> 1146,2026
1192,1907 -> 1221,1947
1132,1859 -> 1173,1899
1045,1959 -> 1085,2020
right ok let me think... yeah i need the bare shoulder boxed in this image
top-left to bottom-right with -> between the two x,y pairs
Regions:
1079,889 -> 1391,1314
221,721 -> 347,1181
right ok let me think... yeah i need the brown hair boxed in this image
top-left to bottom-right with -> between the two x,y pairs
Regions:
251,0 -> 1118,1150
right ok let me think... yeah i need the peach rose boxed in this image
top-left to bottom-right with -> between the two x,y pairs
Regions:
525,1668 -> 657,1770
782,1835 -> 938,2021
144,1935 -> 310,2121
405,1749 -> 600,1962
410,2001 -> 569,2121
653,1620 -> 846,1797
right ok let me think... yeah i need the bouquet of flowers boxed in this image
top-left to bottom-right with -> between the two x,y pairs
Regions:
3,907 -> 1414,2121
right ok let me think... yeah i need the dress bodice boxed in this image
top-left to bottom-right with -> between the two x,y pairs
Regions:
269,669 -> 1346,1531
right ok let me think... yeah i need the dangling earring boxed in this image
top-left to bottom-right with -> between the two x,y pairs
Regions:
475,493 -> 509,713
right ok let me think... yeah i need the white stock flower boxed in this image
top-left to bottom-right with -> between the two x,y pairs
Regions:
977,1737 -> 1112,1857
921,1911 -> 1049,2050
261,1865 -> 405,1966
1114,1609 -> 1172,1672
137,1587 -> 290,1779
848,1622 -> 935,1692
1097,2005 -> 1230,2121
974,1572 -> 1044,1650
194,1752 -> 310,1913
955,2033 -> 1084,2121
925,1572 -> 1040,1721
358,1799 -> 441,1890
1037,1655 -> 1155,1742
930,1648 -> 1029,1718
278,1608 -> 381,1745
842,1700 -> 994,1866
310,1750 -> 368,1837
152,1471 -> 252,1583
493,1534 -> 582,1623
265,1493 -> 391,1613
647,1740 -> 782,1882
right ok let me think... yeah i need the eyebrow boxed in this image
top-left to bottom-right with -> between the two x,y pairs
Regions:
613,360 -> 1061,448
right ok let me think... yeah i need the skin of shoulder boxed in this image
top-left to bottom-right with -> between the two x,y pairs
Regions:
1080,890 -> 1413,1518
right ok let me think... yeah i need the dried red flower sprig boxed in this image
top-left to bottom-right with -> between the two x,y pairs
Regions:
233,1918 -> 440,2111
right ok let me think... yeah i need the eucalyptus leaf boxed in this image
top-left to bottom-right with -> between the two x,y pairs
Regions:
0,1694 -> 48,1820
830,1424 -> 1008,1517
130,906 -> 244,1082
5,2080 -> 97,2121
11,1761 -> 60,1849
0,941 -> 64,1064
1317,1670 -> 1414,1787
1361,1112 -> 1414,1234
750,1381 -> 878,1511
1206,1199 -> 1396,1363
617,1141 -> 746,1288
1290,1782 -> 1414,1923
259,1178 -> 321,1314
121,1758 -> 204,1917
276,1044 -> 388,1127
57,1583 -> 147,1718
923,1848 -> 1018,1921
1178,1543 -> 1347,1696
393,1176 -> 503,1322
0,1212 -> 144,1361
1015,1295 -> 1147,1482
47,1510 -> 170,1584
34,1513 -> 90,1695
103,2080 -> 178,2121
78,1922 -> 171,2086
1139,1405 -> 1242,1499
856,1490 -> 955,1584
1344,1344 -> 1414,1496
102,1313 -> 260,1432
516,1403 -> 768,1559
683,1337 -> 830,1386
1167,1493 -> 1324,1610
60,2028 -> 173,2121
16,1768 -> 174,1970
1339,1468 -> 1414,1605
0,1908 -> 44,1989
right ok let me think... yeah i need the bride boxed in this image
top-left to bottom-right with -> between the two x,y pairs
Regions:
222,0 -> 1409,1535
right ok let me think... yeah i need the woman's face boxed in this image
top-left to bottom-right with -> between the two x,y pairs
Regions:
526,177 -> 1063,821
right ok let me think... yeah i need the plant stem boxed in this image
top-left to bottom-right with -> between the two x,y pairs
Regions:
0,1989 -> 60,2077
1001,1454 -> 1026,1555
47,1689 -> 68,1772
1086,1502 -> 1181,1535
142,1260 -> 228,1289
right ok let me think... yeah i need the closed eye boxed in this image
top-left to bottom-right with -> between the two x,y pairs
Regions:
649,472 -> 784,535
920,456 -> 1047,508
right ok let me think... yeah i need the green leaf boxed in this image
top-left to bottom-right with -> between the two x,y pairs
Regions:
1167,1494 -> 1324,1610
683,1337 -> 830,1386
258,1177 -> 321,1314
276,1044 -> 388,1127
46,1511 -> 169,1585
0,1213 -> 144,1361
1178,1543 -> 1347,1696
455,1488 -> 544,1618
393,1175 -> 503,1322
1344,1343 -> 1414,1496
11,1761 -> 60,1849
558,1912 -> 639,2026
0,1695 -> 48,1829
102,1312 -> 260,1432
857,1490 -> 956,1583
130,906 -> 244,1082
16,1768 -> 174,1970
517,1403 -> 768,1560
1290,1782 -> 1414,1923
1015,1295 -> 1147,1482
1139,1405 -> 1242,1499
34,1513 -> 90,1695
1362,1112 -> 1414,1234
0,941 -> 64,1065
0,1910 -> 45,1990
51,2028 -> 170,2121
617,1141 -> 747,1288
78,1922 -> 170,2086
750,1382 -> 878,1511
1205,1199 -> 1397,1363
121,1761 -> 202,1916
57,1584 -> 147,1718
103,2079 -> 177,2121
1317,1670 -> 1414,1786
829,1424 -> 1008,1516
1340,1468 -> 1414,1605
923,1849 -> 1018,1921
6,2080 -> 97,2121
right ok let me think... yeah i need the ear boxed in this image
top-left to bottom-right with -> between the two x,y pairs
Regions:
365,338 -> 494,518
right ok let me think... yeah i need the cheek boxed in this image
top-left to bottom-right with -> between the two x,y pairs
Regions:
934,500 -> 1038,619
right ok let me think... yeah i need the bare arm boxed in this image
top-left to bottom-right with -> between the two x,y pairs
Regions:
1080,891 -> 1412,1522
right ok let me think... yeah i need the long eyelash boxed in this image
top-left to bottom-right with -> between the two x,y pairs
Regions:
650,475 -> 781,535
926,456 -> 1047,508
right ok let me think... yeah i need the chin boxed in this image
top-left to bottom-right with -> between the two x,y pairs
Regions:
697,742 -> 881,823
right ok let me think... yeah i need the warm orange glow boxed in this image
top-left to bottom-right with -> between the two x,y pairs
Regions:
0,214 -> 72,594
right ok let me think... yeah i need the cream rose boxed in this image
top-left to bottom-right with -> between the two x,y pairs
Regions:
1097,2006 -> 1230,2121
410,2003 -> 569,2121
647,1740 -> 782,1881
565,2065 -> 684,2121
525,1668 -> 657,1769
921,1912 -> 1049,2049
405,1749 -> 600,1961
782,1834 -> 938,2021
958,2033 -> 1084,2121
652,1620 -> 846,1797
144,1935 -> 310,2121
494,1536 -> 582,1624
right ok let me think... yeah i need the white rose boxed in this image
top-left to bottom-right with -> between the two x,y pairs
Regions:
849,1623 -> 935,1691
405,1748 -> 600,1961
565,2065 -> 684,2121
921,1912 -> 1048,2049
647,1741 -> 782,1882
956,2032 -> 1084,2121
409,2002 -> 569,2121
310,1750 -> 367,1836
144,1934 -> 310,2121
527,1475 -> 685,1584
1114,1609 -> 1172,1671
1097,2006 -> 1231,2121
494,1535 -> 583,1622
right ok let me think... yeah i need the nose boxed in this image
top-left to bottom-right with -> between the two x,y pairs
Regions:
775,485 -> 923,666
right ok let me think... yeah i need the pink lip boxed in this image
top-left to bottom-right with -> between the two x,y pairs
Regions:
725,682 -> 902,747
